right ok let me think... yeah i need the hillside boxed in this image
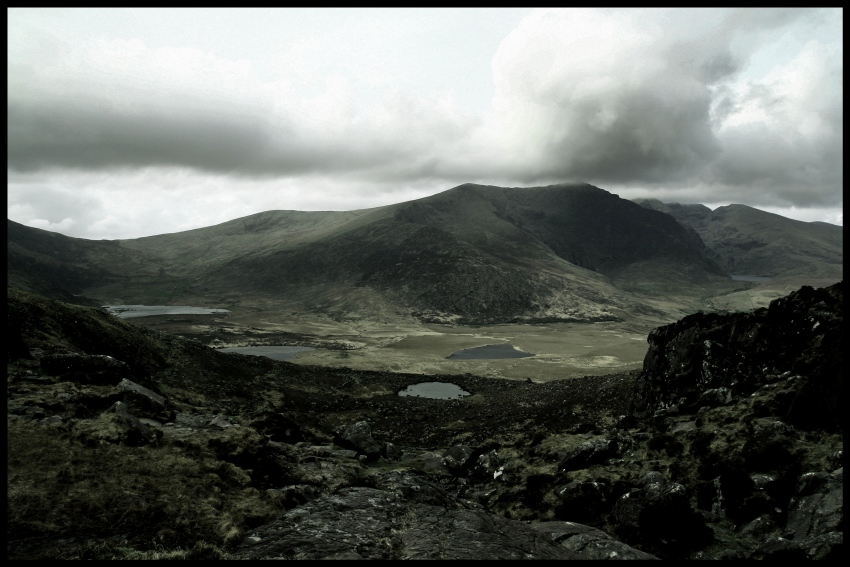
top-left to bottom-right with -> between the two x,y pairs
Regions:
634,199 -> 843,280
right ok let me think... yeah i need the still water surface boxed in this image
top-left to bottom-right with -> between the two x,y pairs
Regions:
447,343 -> 534,360
398,382 -> 471,400
103,305 -> 231,318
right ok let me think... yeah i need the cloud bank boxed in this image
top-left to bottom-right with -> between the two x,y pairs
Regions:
7,8 -> 843,239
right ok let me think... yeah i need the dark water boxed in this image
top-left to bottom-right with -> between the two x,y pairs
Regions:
447,343 -> 534,360
217,346 -> 316,361
103,305 -> 231,319
398,382 -> 471,400
730,275 -> 773,282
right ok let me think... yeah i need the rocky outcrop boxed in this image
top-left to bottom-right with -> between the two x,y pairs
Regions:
632,282 -> 842,431
116,378 -> 169,421
611,472 -> 713,556
783,468 -> 844,559
235,472 -> 583,560
334,421 -> 384,460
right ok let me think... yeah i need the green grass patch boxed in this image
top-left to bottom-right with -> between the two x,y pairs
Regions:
8,418 -> 280,560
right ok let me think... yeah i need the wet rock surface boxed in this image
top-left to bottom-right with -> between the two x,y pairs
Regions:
7,283 -> 843,559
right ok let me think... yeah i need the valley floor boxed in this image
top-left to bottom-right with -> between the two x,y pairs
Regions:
124,276 -> 837,382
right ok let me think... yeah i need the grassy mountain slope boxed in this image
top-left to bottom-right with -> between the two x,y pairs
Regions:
196,183 -> 729,323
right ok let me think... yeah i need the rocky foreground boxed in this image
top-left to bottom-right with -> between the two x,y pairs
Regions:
7,283 -> 843,560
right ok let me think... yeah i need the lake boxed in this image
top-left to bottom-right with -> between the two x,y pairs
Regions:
217,346 -> 316,361
103,305 -> 231,319
447,343 -> 534,360
398,382 -> 471,400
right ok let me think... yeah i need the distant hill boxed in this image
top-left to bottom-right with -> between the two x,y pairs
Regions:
9,183 -> 840,325
634,199 -> 843,279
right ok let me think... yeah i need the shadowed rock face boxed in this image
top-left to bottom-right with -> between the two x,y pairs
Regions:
632,282 -> 843,431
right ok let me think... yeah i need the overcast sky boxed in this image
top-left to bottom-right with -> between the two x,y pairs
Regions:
8,8 -> 843,239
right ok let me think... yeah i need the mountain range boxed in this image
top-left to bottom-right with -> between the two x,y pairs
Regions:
7,183 -> 843,325
634,198 -> 843,280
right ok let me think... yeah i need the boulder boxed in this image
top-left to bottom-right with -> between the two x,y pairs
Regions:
334,421 -> 383,460
750,536 -> 807,560
383,442 -> 403,461
554,480 -> 608,524
116,378 -> 168,420
443,444 -> 474,473
104,401 -> 162,446
612,473 -> 712,557
742,420 -> 799,469
413,451 -> 452,476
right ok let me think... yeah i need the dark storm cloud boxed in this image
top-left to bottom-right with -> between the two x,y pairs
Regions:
7,82 -> 471,181
8,102 -> 274,173
486,8 -> 842,209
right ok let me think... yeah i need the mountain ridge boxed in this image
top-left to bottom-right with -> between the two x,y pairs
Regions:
8,182 -> 842,325
633,198 -> 843,279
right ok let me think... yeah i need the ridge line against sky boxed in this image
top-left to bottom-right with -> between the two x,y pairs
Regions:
7,7 -> 843,239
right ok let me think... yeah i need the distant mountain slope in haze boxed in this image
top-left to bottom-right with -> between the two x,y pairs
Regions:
634,199 -> 843,278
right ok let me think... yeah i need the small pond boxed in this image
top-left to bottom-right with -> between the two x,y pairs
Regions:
217,346 -> 316,361
730,275 -> 773,282
103,305 -> 231,319
447,343 -> 534,360
398,382 -> 471,400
